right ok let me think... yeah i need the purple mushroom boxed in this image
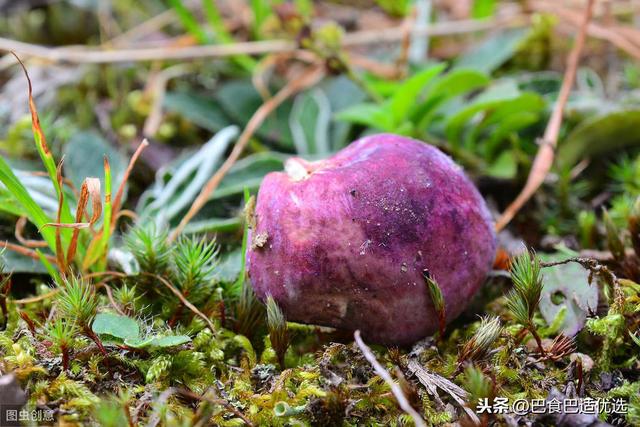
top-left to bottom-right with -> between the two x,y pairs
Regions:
246,134 -> 496,345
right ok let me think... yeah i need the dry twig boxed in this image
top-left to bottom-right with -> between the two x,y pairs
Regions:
110,139 -> 149,232
495,0 -> 595,231
407,359 -> 480,424
169,64 -> 325,241
15,217 -> 48,248
354,330 -> 426,427
0,15 -> 523,64
141,272 -> 216,333
0,240 -> 58,264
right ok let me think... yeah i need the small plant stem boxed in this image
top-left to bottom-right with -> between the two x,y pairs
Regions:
61,345 -> 69,371
18,310 -> 37,337
345,66 -> 384,104
168,304 -> 184,327
83,325 -> 108,358
514,327 -> 528,345
528,323 -> 545,356
437,311 -> 446,342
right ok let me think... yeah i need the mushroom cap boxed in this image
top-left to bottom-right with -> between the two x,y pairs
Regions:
247,134 -> 497,345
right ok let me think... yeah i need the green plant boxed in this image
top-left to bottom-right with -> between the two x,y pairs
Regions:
171,236 -> 219,306
46,319 -> 78,371
461,364 -> 494,420
506,250 -> 545,354
55,276 -> 104,355
125,224 -> 171,274
423,271 -> 446,338
337,66 -> 546,178
266,295 -> 289,370
0,60 -> 140,277
92,312 -> 191,350
457,316 -> 502,368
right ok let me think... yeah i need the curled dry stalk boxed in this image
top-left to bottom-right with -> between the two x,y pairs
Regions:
15,216 -> 48,248
0,241 -> 57,264
169,64 -> 325,241
495,0 -> 595,231
4,55 -> 147,276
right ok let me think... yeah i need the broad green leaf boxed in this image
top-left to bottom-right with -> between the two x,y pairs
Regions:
320,76 -> 366,150
557,110 -> 640,168
486,151 -> 517,179
289,89 -> 332,156
444,81 -> 543,147
416,69 -> 490,128
455,28 -> 529,73
0,192 -> 28,217
389,63 -> 446,126
472,0 -> 496,18
64,131 -> 126,195
538,253 -> 598,336
335,103 -> 392,131
463,93 -> 543,150
0,250 -> 47,274
122,336 -> 153,348
163,91 -> 230,132
216,80 -> 294,149
485,111 -> 540,159
149,335 -> 191,348
92,312 -> 139,340
124,335 -> 191,349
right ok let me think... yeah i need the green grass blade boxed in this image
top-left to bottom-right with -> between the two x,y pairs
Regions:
98,157 -> 113,271
230,187 -> 251,296
201,0 -> 255,71
36,249 -> 61,284
0,156 -> 55,250
168,0 -> 209,43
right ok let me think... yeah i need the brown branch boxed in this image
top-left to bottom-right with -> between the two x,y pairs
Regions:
354,330 -> 426,427
15,217 -> 48,248
532,0 -> 640,60
0,15 -> 524,64
169,64 -> 325,241
0,240 -> 58,264
495,0 -> 595,231
141,272 -> 216,333
110,139 -> 148,232
13,289 -> 60,305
